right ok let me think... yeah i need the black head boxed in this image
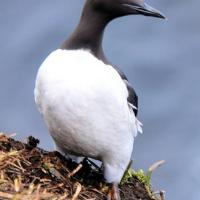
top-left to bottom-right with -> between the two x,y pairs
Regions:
83,0 -> 165,20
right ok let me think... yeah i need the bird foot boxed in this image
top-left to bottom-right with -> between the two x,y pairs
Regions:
107,183 -> 121,200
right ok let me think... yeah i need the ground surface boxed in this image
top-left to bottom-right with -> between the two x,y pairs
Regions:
0,134 -> 163,200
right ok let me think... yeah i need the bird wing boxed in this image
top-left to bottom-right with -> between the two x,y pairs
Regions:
113,66 -> 138,116
113,65 -> 143,134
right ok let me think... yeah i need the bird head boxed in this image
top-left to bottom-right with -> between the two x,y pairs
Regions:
84,0 -> 165,20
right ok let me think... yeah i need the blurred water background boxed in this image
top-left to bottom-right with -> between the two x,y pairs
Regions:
0,1 -> 200,199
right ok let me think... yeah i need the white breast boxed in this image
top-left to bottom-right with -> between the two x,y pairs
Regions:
34,49 -> 138,183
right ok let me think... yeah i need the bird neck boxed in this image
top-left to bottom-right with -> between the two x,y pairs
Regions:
62,7 -> 111,63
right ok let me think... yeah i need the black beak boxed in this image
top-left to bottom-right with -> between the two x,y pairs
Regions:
122,2 -> 166,19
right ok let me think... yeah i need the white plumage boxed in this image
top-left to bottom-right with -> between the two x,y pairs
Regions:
34,49 -> 141,183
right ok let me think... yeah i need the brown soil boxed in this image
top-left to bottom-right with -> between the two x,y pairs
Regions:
0,134 -> 163,200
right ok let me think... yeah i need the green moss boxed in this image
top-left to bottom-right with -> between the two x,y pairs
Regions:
121,168 -> 151,188
121,160 -> 165,198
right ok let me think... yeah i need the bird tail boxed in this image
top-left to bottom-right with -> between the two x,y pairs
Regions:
135,118 -> 143,136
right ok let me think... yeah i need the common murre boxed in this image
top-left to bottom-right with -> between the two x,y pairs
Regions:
34,0 -> 165,199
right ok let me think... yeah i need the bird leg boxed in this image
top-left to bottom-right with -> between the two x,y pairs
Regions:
107,182 -> 121,200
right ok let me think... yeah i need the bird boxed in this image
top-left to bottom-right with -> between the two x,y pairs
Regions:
34,0 -> 165,199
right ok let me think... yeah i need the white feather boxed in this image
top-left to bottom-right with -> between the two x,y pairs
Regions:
34,49 -> 141,183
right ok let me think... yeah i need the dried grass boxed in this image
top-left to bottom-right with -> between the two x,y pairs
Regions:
0,133 -> 164,200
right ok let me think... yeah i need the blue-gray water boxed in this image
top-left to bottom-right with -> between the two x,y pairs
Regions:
0,1 -> 199,199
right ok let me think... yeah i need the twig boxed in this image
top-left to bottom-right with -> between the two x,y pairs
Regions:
34,184 -> 41,200
0,191 -> 14,199
72,182 -> 82,200
148,160 -> 165,173
58,193 -> 68,200
68,163 -> 83,178
7,161 -> 24,173
28,183 -> 35,195
160,190 -> 165,200
152,190 -> 166,200
14,178 -> 21,192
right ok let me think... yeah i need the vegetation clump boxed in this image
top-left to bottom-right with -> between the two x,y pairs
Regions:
0,133 -> 164,200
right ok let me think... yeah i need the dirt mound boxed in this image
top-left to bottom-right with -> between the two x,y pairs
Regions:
0,134 -> 164,200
